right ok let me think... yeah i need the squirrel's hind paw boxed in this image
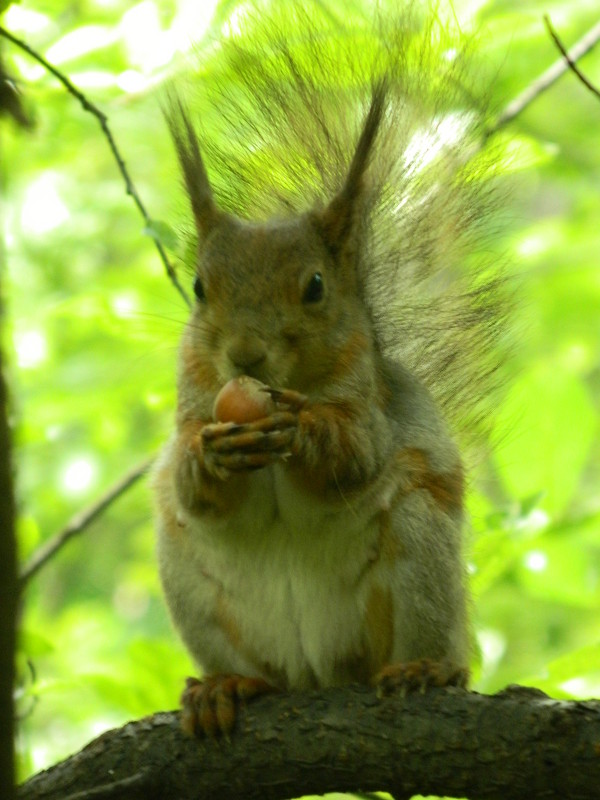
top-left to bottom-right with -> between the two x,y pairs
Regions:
375,658 -> 469,697
181,674 -> 276,737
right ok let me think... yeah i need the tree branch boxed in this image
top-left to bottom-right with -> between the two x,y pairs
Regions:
544,15 -> 600,100
18,457 -> 153,592
0,25 -> 191,308
18,685 -> 600,800
490,17 -> 600,134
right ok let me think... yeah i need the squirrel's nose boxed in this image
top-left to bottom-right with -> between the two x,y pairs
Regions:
227,336 -> 267,372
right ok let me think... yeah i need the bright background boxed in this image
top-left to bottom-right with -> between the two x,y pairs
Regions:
1,0 -> 599,790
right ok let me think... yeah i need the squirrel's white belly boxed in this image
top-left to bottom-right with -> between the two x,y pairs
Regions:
157,463 -> 381,689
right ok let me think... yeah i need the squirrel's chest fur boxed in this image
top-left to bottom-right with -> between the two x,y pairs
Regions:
155,446 -> 394,689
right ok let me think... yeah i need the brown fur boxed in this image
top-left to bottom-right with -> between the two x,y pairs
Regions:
395,448 -> 465,517
151,5 -> 494,735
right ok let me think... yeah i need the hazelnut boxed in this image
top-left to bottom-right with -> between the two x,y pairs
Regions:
213,376 -> 275,424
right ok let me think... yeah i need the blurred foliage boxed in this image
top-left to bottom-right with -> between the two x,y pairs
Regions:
1,0 -> 599,791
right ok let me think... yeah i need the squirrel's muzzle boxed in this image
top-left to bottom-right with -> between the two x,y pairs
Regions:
226,334 -> 267,375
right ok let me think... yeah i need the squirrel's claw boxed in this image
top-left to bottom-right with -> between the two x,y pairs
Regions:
181,674 -> 276,737
203,413 -> 297,444
266,387 -> 308,411
375,658 -> 469,698
201,414 -> 297,478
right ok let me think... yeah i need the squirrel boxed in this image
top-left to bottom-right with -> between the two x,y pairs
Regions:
152,3 -> 506,736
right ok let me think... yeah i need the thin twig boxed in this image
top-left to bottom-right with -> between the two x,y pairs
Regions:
0,25 -> 191,308
544,15 -> 600,100
0,27 -> 185,587
18,457 -> 154,592
490,17 -> 600,134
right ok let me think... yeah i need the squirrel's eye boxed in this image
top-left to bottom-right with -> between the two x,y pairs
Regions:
302,272 -> 324,304
193,275 -> 206,302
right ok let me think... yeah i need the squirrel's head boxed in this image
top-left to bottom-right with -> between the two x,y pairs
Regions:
167,86 -> 386,394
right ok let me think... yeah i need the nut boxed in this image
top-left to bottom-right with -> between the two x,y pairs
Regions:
212,376 -> 275,424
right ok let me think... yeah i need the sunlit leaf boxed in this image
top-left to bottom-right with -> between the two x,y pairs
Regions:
142,219 -> 180,251
493,364 -> 597,515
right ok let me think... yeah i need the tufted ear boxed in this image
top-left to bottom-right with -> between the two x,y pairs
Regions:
316,81 -> 387,256
164,93 -> 221,238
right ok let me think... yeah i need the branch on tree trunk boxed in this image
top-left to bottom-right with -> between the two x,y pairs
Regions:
18,684 -> 600,800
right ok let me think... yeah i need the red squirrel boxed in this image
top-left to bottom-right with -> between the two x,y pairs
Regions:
153,4 -> 503,736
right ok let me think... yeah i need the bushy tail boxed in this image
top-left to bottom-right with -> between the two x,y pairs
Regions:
174,0 -> 512,450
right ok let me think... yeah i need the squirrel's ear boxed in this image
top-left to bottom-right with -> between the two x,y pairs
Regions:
316,82 -> 387,255
164,92 -> 220,237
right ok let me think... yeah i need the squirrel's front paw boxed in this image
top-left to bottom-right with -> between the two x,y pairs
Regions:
202,412 -> 299,479
375,658 -> 469,697
265,386 -> 308,411
181,674 -> 276,737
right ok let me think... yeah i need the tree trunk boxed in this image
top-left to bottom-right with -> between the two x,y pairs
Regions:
0,282 -> 17,800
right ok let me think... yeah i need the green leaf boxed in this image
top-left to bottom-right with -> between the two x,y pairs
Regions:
546,643 -> 600,683
142,219 -> 180,251
518,535 -> 600,608
493,364 -> 597,515
19,628 -> 55,658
